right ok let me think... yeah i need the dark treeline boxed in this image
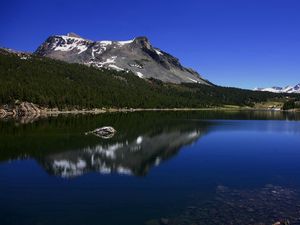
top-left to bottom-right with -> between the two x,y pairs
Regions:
0,50 -> 298,109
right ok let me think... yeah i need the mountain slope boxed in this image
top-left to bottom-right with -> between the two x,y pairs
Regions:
35,33 -> 210,84
254,84 -> 300,94
1,48 -> 295,110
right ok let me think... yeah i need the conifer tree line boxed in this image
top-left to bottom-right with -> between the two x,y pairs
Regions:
0,51 -> 298,109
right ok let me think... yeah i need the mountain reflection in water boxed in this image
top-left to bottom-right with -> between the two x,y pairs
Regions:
0,112 -> 215,178
1,110 -> 300,179
44,128 -> 204,177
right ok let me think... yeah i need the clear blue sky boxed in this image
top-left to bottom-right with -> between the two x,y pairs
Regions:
1,0 -> 299,89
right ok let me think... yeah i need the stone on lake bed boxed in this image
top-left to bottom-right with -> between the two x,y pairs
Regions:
85,126 -> 116,139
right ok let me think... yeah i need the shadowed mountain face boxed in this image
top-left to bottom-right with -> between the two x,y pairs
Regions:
0,112 -> 214,178
35,33 -> 210,84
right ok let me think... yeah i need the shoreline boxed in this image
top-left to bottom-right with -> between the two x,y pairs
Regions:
41,107 -> 300,114
1,101 -> 299,121
1,105 -> 299,118
1,104 -> 299,124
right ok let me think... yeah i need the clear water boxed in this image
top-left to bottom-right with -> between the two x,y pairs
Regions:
1,111 -> 300,225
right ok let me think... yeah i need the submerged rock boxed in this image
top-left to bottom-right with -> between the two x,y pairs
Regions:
150,185 -> 300,225
160,218 -> 169,225
85,126 -> 116,139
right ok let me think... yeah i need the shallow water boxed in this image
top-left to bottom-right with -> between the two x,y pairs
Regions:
1,111 -> 300,225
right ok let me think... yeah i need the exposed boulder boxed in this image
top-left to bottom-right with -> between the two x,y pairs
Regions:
85,126 -> 116,139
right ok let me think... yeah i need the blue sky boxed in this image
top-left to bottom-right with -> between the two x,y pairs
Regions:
1,0 -> 299,89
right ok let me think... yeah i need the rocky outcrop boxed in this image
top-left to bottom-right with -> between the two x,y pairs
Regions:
0,109 -> 6,117
148,185 -> 300,225
0,101 -> 44,118
85,126 -> 117,139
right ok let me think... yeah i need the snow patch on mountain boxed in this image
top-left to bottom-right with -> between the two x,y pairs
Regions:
154,48 -> 163,55
108,64 -> 124,71
188,77 -> 199,83
91,56 -> 119,69
52,35 -> 90,54
117,39 -> 134,46
136,72 -> 144,78
99,40 -> 112,46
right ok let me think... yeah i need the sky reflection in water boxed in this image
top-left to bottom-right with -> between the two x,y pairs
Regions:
0,111 -> 300,225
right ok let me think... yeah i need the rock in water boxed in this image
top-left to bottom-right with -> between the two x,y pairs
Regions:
85,126 -> 116,139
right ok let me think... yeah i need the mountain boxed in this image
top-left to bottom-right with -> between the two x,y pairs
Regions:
0,47 -> 31,59
35,33 -> 210,84
254,83 -> 300,94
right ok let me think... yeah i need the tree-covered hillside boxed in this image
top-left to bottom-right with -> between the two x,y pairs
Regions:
0,49 -> 296,109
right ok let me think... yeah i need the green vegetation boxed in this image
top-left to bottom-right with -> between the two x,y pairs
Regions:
281,97 -> 300,110
282,100 -> 295,110
282,100 -> 300,110
0,50 -> 299,109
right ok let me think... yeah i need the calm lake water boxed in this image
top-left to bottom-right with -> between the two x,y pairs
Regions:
1,111 -> 300,225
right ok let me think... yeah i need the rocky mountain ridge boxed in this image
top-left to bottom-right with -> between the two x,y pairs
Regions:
254,83 -> 300,94
35,33 -> 210,84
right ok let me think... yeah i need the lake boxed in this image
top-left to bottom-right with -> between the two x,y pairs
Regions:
1,111 -> 300,225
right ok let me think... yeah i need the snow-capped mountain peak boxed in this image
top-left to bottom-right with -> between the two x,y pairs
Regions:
254,83 -> 300,94
35,33 -> 210,84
